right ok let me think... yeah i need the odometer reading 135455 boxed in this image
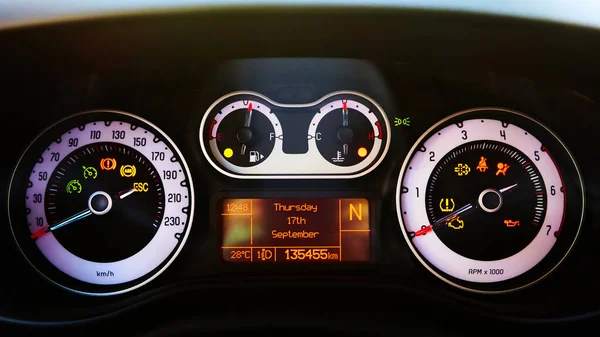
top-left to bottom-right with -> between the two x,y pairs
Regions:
221,198 -> 371,263
8,110 -> 195,296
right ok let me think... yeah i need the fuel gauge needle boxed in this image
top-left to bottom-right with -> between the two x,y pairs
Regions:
241,103 -> 253,156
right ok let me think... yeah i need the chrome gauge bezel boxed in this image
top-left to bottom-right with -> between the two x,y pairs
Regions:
8,110 -> 195,296
199,90 -> 391,179
396,107 -> 585,294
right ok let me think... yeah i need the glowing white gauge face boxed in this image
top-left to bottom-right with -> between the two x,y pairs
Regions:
397,108 -> 583,293
10,111 -> 194,295
200,91 -> 390,179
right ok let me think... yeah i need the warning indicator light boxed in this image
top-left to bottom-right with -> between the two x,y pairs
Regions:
357,147 -> 368,158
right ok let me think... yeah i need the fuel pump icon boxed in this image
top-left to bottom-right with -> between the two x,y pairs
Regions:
249,151 -> 264,163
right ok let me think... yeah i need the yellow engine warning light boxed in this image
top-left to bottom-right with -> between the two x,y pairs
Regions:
357,147 -> 368,158
446,216 -> 464,230
223,148 -> 234,158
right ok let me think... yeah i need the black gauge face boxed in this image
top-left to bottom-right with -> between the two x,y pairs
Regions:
47,143 -> 164,262
209,99 -> 277,167
315,105 -> 378,167
8,111 -> 194,296
426,141 -> 546,261
397,109 -> 584,293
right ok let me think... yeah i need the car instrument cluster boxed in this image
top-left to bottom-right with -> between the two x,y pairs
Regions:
5,59 -> 587,298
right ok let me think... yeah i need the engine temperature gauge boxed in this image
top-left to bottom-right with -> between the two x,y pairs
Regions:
308,99 -> 384,167
199,91 -> 390,179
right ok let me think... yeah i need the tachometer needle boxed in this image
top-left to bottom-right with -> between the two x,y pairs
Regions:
414,204 -> 474,237
499,183 -> 518,193
413,183 -> 519,238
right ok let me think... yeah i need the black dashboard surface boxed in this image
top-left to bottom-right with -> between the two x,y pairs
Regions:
2,6 -> 600,337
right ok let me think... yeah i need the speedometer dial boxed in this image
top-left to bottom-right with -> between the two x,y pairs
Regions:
8,110 -> 194,296
397,108 -> 584,293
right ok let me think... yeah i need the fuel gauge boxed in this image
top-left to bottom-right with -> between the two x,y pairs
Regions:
206,95 -> 283,168
200,91 -> 390,179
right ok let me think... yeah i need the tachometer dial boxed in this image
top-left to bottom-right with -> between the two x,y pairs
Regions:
8,110 -> 194,296
397,108 -> 584,293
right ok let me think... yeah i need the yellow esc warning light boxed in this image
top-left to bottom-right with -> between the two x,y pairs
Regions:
133,182 -> 149,192
120,165 -> 136,178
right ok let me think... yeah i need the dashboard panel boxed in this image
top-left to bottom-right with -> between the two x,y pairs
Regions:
2,6 -> 600,337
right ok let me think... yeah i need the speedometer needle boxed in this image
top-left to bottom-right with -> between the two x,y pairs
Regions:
31,188 -> 138,240
31,209 -> 92,239
413,183 -> 519,237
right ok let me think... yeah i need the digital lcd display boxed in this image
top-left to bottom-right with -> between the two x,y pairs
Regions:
221,198 -> 371,263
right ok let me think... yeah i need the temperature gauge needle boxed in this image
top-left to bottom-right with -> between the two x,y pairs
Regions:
413,183 -> 519,237
342,101 -> 349,127
241,103 -> 253,156
341,101 -> 349,156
